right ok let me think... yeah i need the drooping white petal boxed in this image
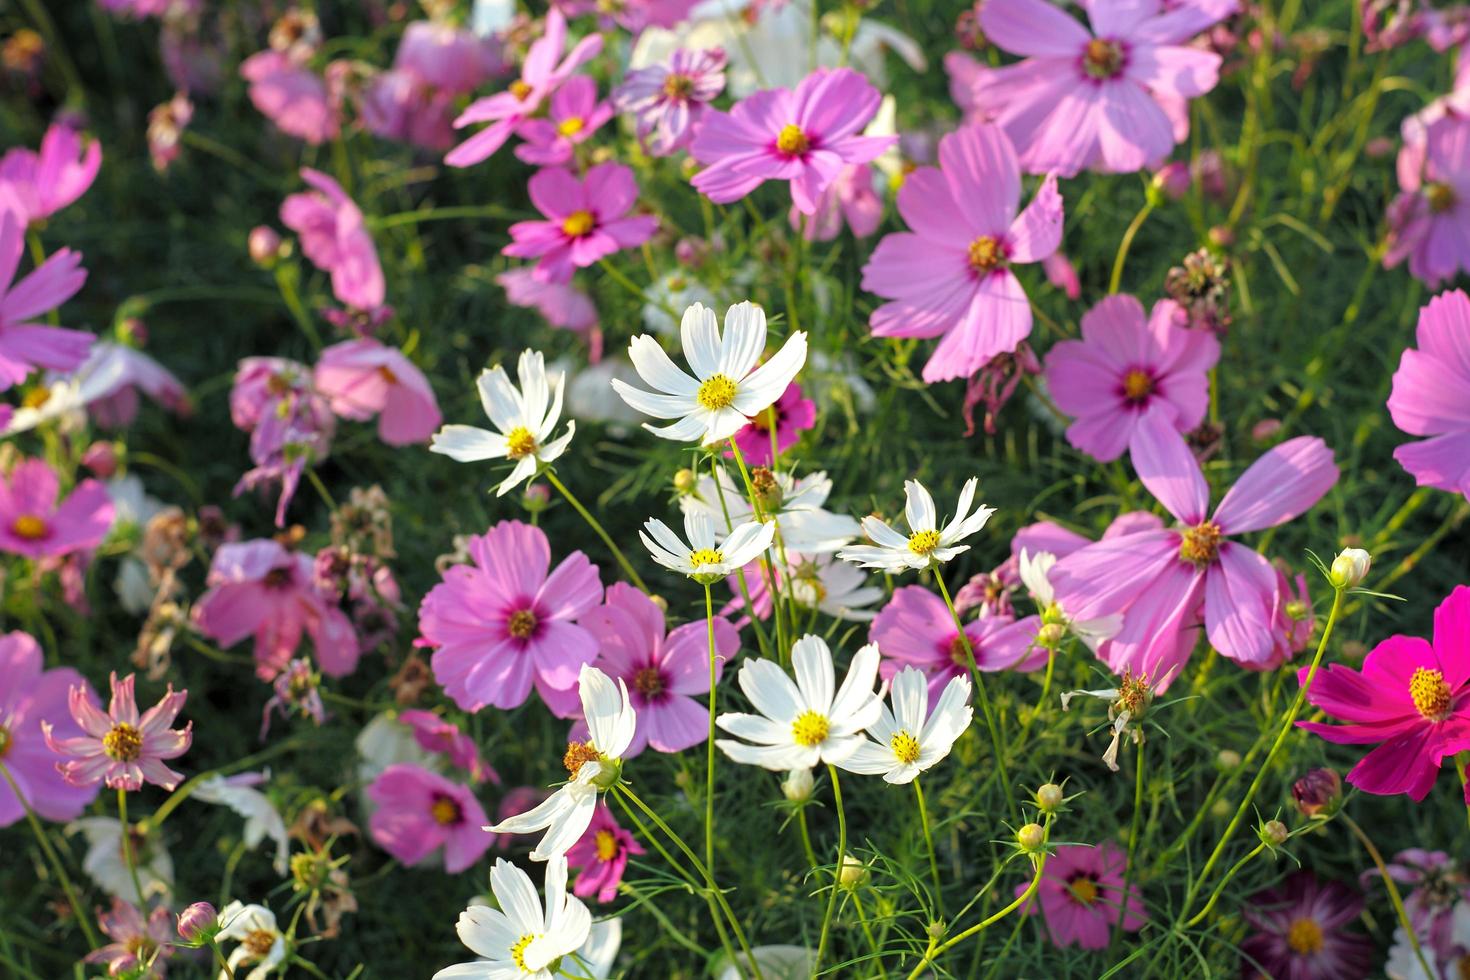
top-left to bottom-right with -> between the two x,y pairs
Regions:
904,480 -> 937,533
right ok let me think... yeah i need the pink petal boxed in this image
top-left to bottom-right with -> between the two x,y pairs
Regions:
923,270 -> 1032,382
939,124 -> 1021,237
980,0 -> 1091,57
1203,543 -> 1278,666
1212,436 -> 1338,534
1005,173 -> 1062,263
1127,410 -> 1210,524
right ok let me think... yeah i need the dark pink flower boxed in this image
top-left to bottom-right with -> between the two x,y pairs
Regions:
0,123 -> 101,224
1017,842 -> 1146,949
870,585 -> 1044,699
0,211 -> 94,391
1239,873 -> 1372,980
614,48 -> 727,156
366,763 -> 491,873
397,709 -> 499,785
1387,289 -> 1470,501
44,672 -> 191,792
280,169 -> 385,313
565,804 -> 644,903
0,631 -> 101,825
240,50 -> 340,145
515,76 -> 614,166
84,898 -> 175,978
313,338 -> 441,446
726,381 -> 815,466
504,163 -> 658,284
0,457 -> 114,559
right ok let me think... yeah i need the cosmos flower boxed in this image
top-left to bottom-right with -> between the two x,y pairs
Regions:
870,586 -> 1045,697
227,357 -> 336,528
725,551 -> 885,624
0,122 -> 102,224
841,668 -> 972,783
0,456 -> 114,559
1239,873 -> 1373,980
1387,289 -> 1470,502
0,630 -> 101,826
640,511 -> 776,582
1386,113 -> 1470,286
239,50 -> 340,145
514,76 -> 614,166
84,898 -> 174,979
1016,550 -> 1123,653
504,163 -> 658,284
397,710 -> 498,785
565,803 -> 645,904
44,671 -> 192,792
72,341 -> 190,430
727,381 -> 817,466
68,817 -> 172,904
217,902 -> 288,980
614,47 -> 727,156
680,466 -> 860,555
432,858 -> 591,979
497,268 -> 599,335
280,168 -> 385,313
367,763 -> 492,873
393,19 -> 500,96
838,478 -> 996,572
1017,842 -> 1146,949
314,338 -> 442,447
0,211 -> 93,391
1369,848 -> 1470,966
192,772 -> 291,875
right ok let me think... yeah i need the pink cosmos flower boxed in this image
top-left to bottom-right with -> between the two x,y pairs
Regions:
971,0 -> 1235,177
394,20 -> 501,96
726,381 -> 816,466
446,9 -> 603,167
1044,294 -> 1220,461
44,672 -> 191,792
1239,873 -> 1372,980
366,763 -> 492,873
0,123 -> 102,225
1043,251 -> 1081,300
614,48 -> 728,156
1298,585 -> 1470,800
792,163 -> 884,242
313,338 -> 441,446
85,898 -> 175,978
397,709 -> 499,785
580,582 -> 735,757
860,123 -> 1062,383
870,586 -> 1044,698
504,164 -> 658,284
556,0 -> 698,33
229,357 -> 335,527
0,457 -> 114,559
1052,413 -> 1338,686
565,804 -> 644,903
1386,113 -> 1470,285
280,169 -> 385,313
1269,565 -> 1315,668
690,67 -> 895,214
239,50 -> 341,145
360,71 -> 457,151
497,267 -> 599,334
193,539 -> 361,681
515,76 -> 614,166
0,631 -> 101,826
0,212 -> 94,391
1387,289 -> 1470,501
1017,842 -> 1146,949
1365,848 -> 1470,961
78,341 -> 190,429
419,520 -> 603,717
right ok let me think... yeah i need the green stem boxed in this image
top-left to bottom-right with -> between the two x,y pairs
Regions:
369,205 -> 528,229
1108,199 -> 1155,294
117,789 -> 147,909
1183,841 -> 1264,929
0,761 -> 100,949
726,439 -> 790,656
797,806 -> 820,872
542,468 -> 650,593
1114,739 -> 1146,947
1344,815 -> 1436,980
914,777 -> 944,917
703,583 -> 720,896
813,764 -> 848,976
708,452 -> 775,661
850,887 -> 882,977
1457,756 -> 1470,833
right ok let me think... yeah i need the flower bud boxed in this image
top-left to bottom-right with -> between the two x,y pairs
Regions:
1035,783 -> 1065,812
1152,162 -> 1191,201
839,854 -> 868,887
81,441 -> 118,479
177,901 -> 217,941
1291,767 -> 1342,818
1260,819 -> 1289,847
1016,823 -> 1045,853
1035,622 -> 1067,649
522,483 -> 550,513
1215,749 -> 1241,771
1210,798 -> 1231,818
648,594 -> 668,612
1329,548 -> 1371,589
782,767 -> 814,802
248,226 -> 283,266
673,468 -> 697,494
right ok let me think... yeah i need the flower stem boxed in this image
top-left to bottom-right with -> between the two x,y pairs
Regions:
703,583 -> 720,894
1108,198 -> 1155,295
1457,755 -> 1470,832
1183,841 -> 1264,929
1343,814 -> 1436,980
913,777 -> 944,917
117,789 -> 148,909
0,761 -> 101,949
813,764 -> 848,976
1113,739 -> 1146,947
542,468 -> 650,593
726,438 -> 792,654
708,452 -> 774,660
797,806 -> 820,872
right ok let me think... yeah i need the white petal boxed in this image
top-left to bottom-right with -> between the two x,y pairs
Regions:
732,331 -> 807,415
836,743 -> 896,776
518,350 -> 550,430
791,634 -> 835,712
683,510 -> 717,551
539,421 -> 575,462
702,405 -> 752,445
610,377 -> 694,419
477,366 -> 522,432
716,739 -> 815,771
904,480 -> 937,533
642,413 -> 710,442
679,303 -> 722,379
829,643 -> 881,725
890,667 -> 929,735
491,857 -> 545,934
722,520 -> 776,567
716,712 -> 792,745
737,658 -> 803,723
430,425 -> 509,462
529,789 -> 598,860
495,455 -> 539,496
627,334 -> 699,395
580,666 -> 628,753
538,368 -> 566,439
718,301 -> 767,379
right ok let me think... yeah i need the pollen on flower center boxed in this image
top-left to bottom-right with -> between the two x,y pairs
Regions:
510,933 -> 537,971
948,633 -> 973,667
890,730 -> 921,764
1178,521 -> 1223,566
967,235 -> 1003,272
663,73 -> 694,99
0,724 -> 11,758
557,116 -> 585,137
562,210 -> 596,237
103,723 -> 143,762
505,425 -> 539,458
10,514 -> 47,540
564,740 -> 602,777
908,528 -> 942,555
688,547 -> 724,567
508,608 -> 538,639
633,665 -> 665,698
791,710 -> 830,747
594,828 -> 619,861
509,80 -> 533,101
1083,37 -> 1126,79
377,364 -> 399,385
1068,874 -> 1100,905
242,929 -> 277,958
21,387 -> 49,409
263,567 -> 293,589
1427,182 -> 1457,213
776,124 -> 809,155
1409,666 -> 1453,721
696,373 -> 739,410
1286,916 -> 1325,955
1122,368 -> 1155,403
429,794 -> 462,826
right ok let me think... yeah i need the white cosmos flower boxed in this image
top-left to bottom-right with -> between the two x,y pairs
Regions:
837,478 -> 995,572
68,817 -> 173,904
715,635 -> 883,770
1387,901 -> 1470,979
842,668 -> 972,784
193,772 -> 291,875
785,552 -> 885,622
641,511 -> 776,582
610,301 -> 807,446
432,858 -> 591,980
680,467 -> 861,555
1018,549 -> 1121,652
217,901 -> 287,980
487,665 -> 636,861
430,350 -> 575,496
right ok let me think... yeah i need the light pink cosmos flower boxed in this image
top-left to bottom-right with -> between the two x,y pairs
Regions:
0,457 -> 114,559
580,582 -> 735,757
497,267 -> 599,334
870,585 -> 1044,699
614,48 -> 728,157
419,520 -> 603,717
557,0 -> 698,33
397,709 -> 499,785
0,212 -> 94,391
565,803 -> 644,903
85,899 -> 174,978
1052,412 -> 1338,686
1387,289 -> 1470,501
0,631 -> 101,826
1016,843 -> 1146,949
313,338 -> 441,446
0,123 -> 102,225
239,50 -> 341,145
792,163 -> 884,242
44,672 -> 192,792
515,76 -> 614,166
691,67 -> 895,214
360,70 -> 457,151
1043,251 -> 1081,300
727,380 -> 815,465
504,164 -> 658,284
193,538 -> 361,681
394,20 -> 502,96
1044,294 -> 1220,461
229,357 -> 335,527
78,341 -> 190,429
366,762 -> 492,873
280,169 -> 385,313
861,123 -> 1062,383
970,0 -> 1235,177
1386,112 -> 1470,285
446,9 -> 603,167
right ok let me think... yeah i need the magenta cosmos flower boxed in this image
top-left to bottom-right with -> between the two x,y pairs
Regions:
1044,294 -> 1220,461
1052,413 -> 1338,685
690,67 -> 896,214
0,630 -> 101,825
44,672 -> 191,792
85,898 -> 175,978
0,123 -> 101,225
1386,112 -> 1470,286
1298,585 -> 1470,799
366,762 -> 491,873
1239,873 -> 1372,980
1387,289 -> 1470,501
0,457 -> 114,559
727,381 -> 815,466
239,50 -> 340,145
504,163 -> 658,284
314,338 -> 441,446
0,212 -> 94,391
193,538 -> 361,681
1016,842 -> 1146,949
870,585 -> 1044,698
446,9 -> 603,167
397,709 -> 499,785
614,47 -> 727,157
565,803 -> 644,903
515,76 -> 614,166
973,0 -> 1234,177
861,123 -> 1062,383
580,582 -> 735,757
419,520 -> 603,717
280,168 -> 385,313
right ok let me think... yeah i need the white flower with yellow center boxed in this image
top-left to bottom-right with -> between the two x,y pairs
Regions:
216,901 -> 287,980
837,478 -> 995,572
430,350 -> 574,496
680,467 -> 863,555
610,301 -> 807,446
487,666 -> 636,861
784,552 -> 885,622
842,668 -> 972,784
1018,549 -> 1122,652
715,635 -> 883,770
640,511 -> 776,583
432,858 -> 591,980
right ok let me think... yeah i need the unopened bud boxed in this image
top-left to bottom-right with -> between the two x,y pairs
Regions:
1291,767 -> 1342,818
177,901 -> 217,941
1035,783 -> 1064,812
81,441 -> 118,479
1261,819 -> 1289,847
782,767 -> 814,802
839,854 -> 868,887
522,483 -> 550,513
1329,548 -> 1371,589
1216,749 -> 1241,771
673,468 -> 697,494
926,919 -> 947,940
648,594 -> 668,612
1210,798 -> 1231,818
248,226 -> 283,266
1036,622 -> 1066,648
1016,823 -> 1045,852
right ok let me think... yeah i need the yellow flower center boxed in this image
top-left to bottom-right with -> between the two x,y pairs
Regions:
1178,521 -> 1223,566
776,124 -> 809,155
10,514 -> 47,540
510,80 -> 533,101
505,425 -> 538,458
688,547 -> 724,567
1409,666 -> 1453,721
508,608 -> 538,639
21,386 -> 50,409
1286,916 -> 1325,955
377,364 -> 399,385
696,373 -> 738,410
430,795 -> 462,826
557,116 -> 585,137
561,210 -> 596,237
1083,38 -> 1125,79
890,730 -> 921,765
791,710 -> 830,747
594,829 -> 619,862
663,74 -> 694,99
564,740 -> 602,777
1122,369 -> 1154,403
0,724 -> 10,759
1427,181 -> 1457,214
242,929 -> 278,958
908,529 -> 942,556
103,723 -> 143,762
1068,876 -> 1099,905
949,633 -> 973,668
510,933 -> 536,970
633,666 -> 665,698
967,235 -> 1003,273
